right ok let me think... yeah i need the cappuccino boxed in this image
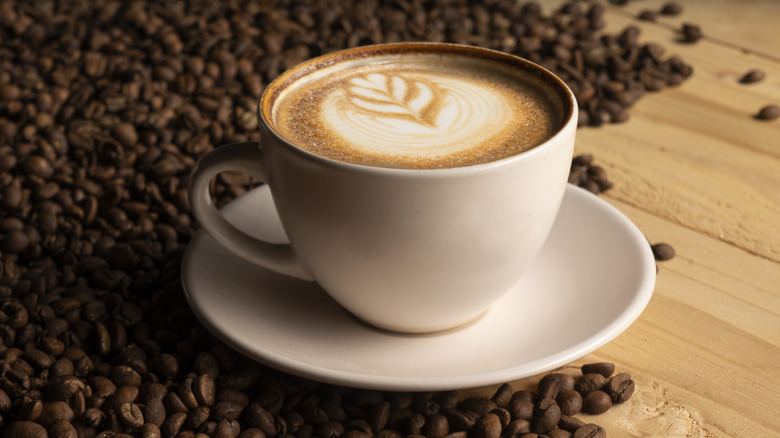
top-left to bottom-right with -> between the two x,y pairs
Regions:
270,48 -> 563,169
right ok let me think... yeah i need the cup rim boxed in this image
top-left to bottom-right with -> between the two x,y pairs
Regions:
258,42 -> 577,174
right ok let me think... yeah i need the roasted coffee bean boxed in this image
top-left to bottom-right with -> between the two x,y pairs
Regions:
556,390 -> 583,416
574,374 -> 607,396
473,412 -> 501,438
490,383 -> 513,407
504,419 -> 531,437
637,10 -> 657,21
532,398 -> 561,434
4,421 -> 49,438
582,391 -> 612,415
559,415 -> 587,433
421,413 -> 449,437
756,104 -> 780,121
368,400 -> 391,431
38,400 -> 75,426
443,408 -> 479,430
49,420 -> 78,438
573,423 -> 607,438
740,69 -> 766,84
538,373 -> 574,400
18,396 -> 43,421
605,373 -> 636,403
508,399 -> 534,421
459,397 -> 497,416
580,363 -> 615,378
660,2 -> 684,16
681,24 -> 703,43
651,243 -> 676,261
510,390 -> 537,404
549,429 -> 573,438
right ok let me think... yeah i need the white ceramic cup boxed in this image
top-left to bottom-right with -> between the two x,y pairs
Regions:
189,43 -> 578,334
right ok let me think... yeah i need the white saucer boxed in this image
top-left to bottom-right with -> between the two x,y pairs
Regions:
182,184 -> 656,391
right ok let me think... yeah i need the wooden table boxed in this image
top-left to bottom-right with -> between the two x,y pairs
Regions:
463,2 -> 780,437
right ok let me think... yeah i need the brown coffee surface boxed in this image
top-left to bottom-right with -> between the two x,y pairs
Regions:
272,54 -> 562,169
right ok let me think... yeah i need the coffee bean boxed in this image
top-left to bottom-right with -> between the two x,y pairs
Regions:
582,391 -> 612,415
421,413 -> 450,437
119,402 -> 145,429
538,373 -> 575,400
532,398 -> 561,434
605,373 -> 636,403
3,421 -> 49,438
212,419 -> 241,438
549,429 -> 573,438
574,374 -> 607,396
49,420 -> 78,438
443,408 -> 479,431
573,423 -> 607,438
651,243 -> 676,261
681,24 -> 703,43
0,229 -> 30,254
580,363 -> 615,378
556,390 -> 583,416
756,104 -> 780,121
739,69 -> 766,84
193,374 -> 216,407
473,412 -> 501,438
508,399 -> 534,421
459,397 -> 497,416
660,2 -> 684,16
638,10 -> 657,21
504,419 -> 531,437
490,383 -> 513,407
38,400 -> 75,426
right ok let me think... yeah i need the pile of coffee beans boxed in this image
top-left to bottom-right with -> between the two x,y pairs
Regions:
568,154 -> 612,195
1,1 -> 683,437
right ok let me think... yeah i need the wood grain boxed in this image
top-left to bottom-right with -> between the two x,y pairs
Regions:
461,2 -> 780,437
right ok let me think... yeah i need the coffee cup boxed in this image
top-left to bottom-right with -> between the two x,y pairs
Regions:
189,43 -> 577,333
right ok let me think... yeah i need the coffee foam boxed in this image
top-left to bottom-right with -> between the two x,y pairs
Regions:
272,55 -> 560,169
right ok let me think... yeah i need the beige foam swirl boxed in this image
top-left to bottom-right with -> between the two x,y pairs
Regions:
320,72 -> 522,157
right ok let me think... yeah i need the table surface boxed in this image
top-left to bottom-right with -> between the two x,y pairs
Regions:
461,2 -> 780,437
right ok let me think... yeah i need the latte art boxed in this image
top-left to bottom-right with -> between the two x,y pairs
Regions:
272,55 -> 561,169
323,72 -> 520,157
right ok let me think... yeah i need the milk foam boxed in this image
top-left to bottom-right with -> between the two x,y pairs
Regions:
321,72 -> 521,157
273,58 -> 559,169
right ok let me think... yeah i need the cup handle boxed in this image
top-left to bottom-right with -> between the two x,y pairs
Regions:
189,142 -> 314,281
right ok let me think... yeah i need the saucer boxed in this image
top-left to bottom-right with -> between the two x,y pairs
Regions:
182,184 -> 656,391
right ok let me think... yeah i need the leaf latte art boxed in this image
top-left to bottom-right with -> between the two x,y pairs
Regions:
273,61 -> 559,169
322,72 -> 516,157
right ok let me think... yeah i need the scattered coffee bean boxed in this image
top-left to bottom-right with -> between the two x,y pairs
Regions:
573,423 -> 607,438
574,374 -> 607,396
582,391 -> 613,415
638,10 -> 657,21
651,243 -> 677,261
580,363 -> 615,378
605,373 -> 636,403
531,398 -> 561,434
474,412 -> 502,438
681,23 -> 703,43
556,390 -> 583,416
756,104 -> 780,121
660,2 -> 684,16
739,69 -> 766,84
